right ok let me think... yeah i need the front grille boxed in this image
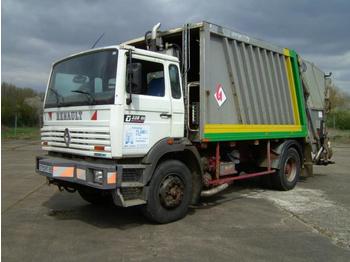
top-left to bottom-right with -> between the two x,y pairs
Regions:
41,126 -> 111,156
121,187 -> 143,200
122,168 -> 143,182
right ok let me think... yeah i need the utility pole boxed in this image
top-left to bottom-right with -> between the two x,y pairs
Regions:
14,112 -> 18,136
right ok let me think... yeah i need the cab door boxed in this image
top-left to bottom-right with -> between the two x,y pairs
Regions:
167,63 -> 185,137
123,54 -> 171,156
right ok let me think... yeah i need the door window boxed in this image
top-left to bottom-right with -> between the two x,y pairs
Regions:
127,58 -> 165,97
169,64 -> 181,99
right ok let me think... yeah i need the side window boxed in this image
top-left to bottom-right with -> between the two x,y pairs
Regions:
127,58 -> 165,97
169,64 -> 181,99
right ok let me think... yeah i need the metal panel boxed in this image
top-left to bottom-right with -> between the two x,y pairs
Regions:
263,50 -> 280,123
242,42 -> 259,124
207,22 -> 285,55
256,48 -> 273,124
232,40 -> 250,123
301,60 -> 327,110
200,21 -> 303,139
222,37 -> 243,124
277,55 -> 294,123
249,45 -> 266,124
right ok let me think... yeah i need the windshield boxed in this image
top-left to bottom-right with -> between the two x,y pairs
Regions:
45,49 -> 118,108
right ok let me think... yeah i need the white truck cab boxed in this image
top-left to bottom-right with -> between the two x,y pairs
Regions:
37,40 -> 197,223
41,45 -> 184,159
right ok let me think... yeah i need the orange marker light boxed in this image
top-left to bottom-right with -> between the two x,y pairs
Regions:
167,138 -> 174,145
94,145 -> 105,151
107,172 -> 117,184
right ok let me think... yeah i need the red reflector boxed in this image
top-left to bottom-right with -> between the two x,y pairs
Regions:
94,145 -> 105,151
91,111 -> 97,120
42,141 -> 48,146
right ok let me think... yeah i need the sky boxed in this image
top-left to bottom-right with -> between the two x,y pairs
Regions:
2,0 -> 350,93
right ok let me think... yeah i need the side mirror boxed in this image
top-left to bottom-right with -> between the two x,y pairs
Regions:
127,62 -> 142,94
126,48 -> 142,105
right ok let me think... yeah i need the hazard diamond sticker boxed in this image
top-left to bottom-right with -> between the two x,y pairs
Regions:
214,83 -> 226,107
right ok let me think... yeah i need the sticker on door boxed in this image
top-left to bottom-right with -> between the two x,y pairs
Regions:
123,125 -> 150,149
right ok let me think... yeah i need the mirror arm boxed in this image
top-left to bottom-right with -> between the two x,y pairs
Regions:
126,49 -> 132,105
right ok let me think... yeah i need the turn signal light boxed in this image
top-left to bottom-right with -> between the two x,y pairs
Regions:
167,138 -> 174,145
107,172 -> 117,184
94,145 -> 105,151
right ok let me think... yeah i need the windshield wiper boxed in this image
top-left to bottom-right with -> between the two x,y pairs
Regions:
48,87 -> 64,106
71,90 -> 96,105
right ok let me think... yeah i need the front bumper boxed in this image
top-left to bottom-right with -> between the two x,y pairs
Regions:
36,156 -> 121,190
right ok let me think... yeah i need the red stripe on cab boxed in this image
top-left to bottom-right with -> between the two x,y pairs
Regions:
91,111 -> 97,120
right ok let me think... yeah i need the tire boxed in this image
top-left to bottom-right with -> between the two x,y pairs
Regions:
142,160 -> 192,224
271,147 -> 301,191
78,187 -> 111,205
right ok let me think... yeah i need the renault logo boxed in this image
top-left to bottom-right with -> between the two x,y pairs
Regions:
63,128 -> 71,146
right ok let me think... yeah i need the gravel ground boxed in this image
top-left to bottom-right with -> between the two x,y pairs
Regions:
2,140 -> 350,261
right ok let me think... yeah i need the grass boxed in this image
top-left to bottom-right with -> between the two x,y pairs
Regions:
1,127 -> 40,140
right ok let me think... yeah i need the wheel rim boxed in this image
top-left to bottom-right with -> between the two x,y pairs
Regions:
284,157 -> 297,182
159,174 -> 185,209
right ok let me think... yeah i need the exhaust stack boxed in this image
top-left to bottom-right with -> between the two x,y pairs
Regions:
149,23 -> 162,51
151,23 -> 161,40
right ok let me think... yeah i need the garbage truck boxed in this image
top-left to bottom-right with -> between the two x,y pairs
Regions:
36,21 -> 333,223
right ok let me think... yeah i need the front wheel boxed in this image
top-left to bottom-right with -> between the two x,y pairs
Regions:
142,160 -> 192,224
271,147 -> 301,191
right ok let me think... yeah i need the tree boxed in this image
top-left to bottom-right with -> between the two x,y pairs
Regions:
1,82 -> 43,127
328,85 -> 350,111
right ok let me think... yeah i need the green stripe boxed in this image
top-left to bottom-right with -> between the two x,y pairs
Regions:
204,131 -> 307,141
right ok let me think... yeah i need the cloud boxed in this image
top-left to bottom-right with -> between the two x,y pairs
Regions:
2,0 -> 350,92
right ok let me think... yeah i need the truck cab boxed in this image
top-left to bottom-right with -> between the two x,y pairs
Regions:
42,46 -> 184,159
38,44 -> 198,223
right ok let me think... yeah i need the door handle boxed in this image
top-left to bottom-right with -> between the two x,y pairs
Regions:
160,113 -> 172,118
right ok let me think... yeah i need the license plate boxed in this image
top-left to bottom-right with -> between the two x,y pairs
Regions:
39,164 -> 53,174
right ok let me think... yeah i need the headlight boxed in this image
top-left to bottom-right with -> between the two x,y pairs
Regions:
93,170 -> 104,184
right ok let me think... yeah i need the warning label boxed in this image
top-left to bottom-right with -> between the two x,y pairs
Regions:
214,83 -> 226,107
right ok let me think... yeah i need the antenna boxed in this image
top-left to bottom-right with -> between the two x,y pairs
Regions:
91,33 -> 105,49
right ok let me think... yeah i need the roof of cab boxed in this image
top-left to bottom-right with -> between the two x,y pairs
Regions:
52,44 -> 179,67
119,44 -> 179,62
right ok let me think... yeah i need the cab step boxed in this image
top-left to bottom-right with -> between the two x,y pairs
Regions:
123,199 -> 146,207
121,182 -> 144,187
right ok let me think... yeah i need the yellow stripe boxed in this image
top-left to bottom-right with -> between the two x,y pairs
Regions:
284,48 -> 300,125
205,124 -> 302,134
283,48 -> 291,57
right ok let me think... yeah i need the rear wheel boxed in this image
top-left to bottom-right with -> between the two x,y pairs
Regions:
142,160 -> 192,224
78,187 -> 111,205
271,147 -> 301,190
